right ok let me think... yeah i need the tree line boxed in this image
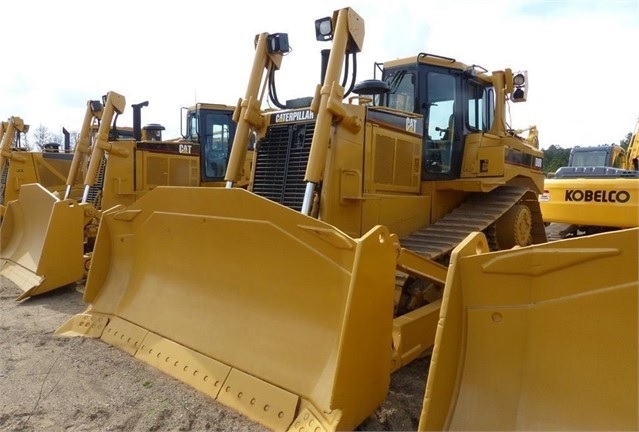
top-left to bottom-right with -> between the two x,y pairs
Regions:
14,125 -> 79,152
543,130 -> 634,174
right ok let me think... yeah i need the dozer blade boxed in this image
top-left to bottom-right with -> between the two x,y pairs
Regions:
56,186 -> 398,432
419,228 -> 639,431
0,183 -> 86,300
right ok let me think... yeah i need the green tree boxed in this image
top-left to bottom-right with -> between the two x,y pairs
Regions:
542,144 -> 570,174
619,131 -> 633,150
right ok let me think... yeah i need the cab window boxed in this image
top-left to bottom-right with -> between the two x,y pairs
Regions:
204,115 -> 231,178
468,82 -> 491,131
423,72 -> 456,175
385,71 -> 416,112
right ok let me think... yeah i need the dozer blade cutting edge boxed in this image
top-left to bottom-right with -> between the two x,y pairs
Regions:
0,183 -> 85,300
419,228 -> 638,431
57,186 -> 398,431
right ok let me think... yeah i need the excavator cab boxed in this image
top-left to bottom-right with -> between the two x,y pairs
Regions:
566,144 -> 626,169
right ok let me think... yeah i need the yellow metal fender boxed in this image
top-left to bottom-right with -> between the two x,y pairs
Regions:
57,186 -> 398,431
419,228 -> 638,430
0,183 -> 85,300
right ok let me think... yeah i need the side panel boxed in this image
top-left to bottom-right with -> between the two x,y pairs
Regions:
361,194 -> 431,239
134,142 -> 200,190
364,122 -> 422,194
460,133 -> 502,178
358,114 -> 429,239
34,152 -> 78,187
3,152 -> 82,202
3,157 -> 39,204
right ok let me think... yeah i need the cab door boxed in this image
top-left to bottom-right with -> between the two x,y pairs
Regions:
418,66 -> 463,181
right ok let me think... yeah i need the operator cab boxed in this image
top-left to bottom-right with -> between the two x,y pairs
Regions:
183,105 -> 238,182
568,145 -> 626,168
379,53 -> 495,181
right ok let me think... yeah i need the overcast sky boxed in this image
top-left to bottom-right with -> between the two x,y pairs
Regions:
1,0 -> 637,149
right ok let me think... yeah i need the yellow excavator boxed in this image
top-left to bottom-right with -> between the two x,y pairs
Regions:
540,118 -> 639,236
546,142 -> 629,180
56,6 -> 636,431
0,93 -> 252,301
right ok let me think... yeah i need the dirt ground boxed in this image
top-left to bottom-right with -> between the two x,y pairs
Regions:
0,224 -> 567,431
0,277 -> 428,432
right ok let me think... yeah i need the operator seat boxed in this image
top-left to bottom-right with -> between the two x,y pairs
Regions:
441,114 -> 454,141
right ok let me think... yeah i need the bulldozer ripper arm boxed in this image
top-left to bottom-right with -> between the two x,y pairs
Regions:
419,228 -> 638,431
57,186 -> 399,431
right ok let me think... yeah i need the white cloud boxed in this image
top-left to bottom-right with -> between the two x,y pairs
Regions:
1,0 -> 637,147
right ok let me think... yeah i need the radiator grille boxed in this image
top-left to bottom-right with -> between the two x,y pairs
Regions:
252,122 -> 314,211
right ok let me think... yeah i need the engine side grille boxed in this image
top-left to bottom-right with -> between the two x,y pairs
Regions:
252,122 -> 314,211
0,161 -> 9,205
86,156 -> 107,207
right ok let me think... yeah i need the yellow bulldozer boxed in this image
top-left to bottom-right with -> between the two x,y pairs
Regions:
56,6 -> 636,431
540,118 -> 639,237
0,105 -> 144,223
0,116 -> 84,220
0,92 -> 252,301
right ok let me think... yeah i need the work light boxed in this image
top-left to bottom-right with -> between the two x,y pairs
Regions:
315,16 -> 333,41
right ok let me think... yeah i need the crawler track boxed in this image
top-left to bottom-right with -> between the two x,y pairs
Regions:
400,185 -> 546,260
